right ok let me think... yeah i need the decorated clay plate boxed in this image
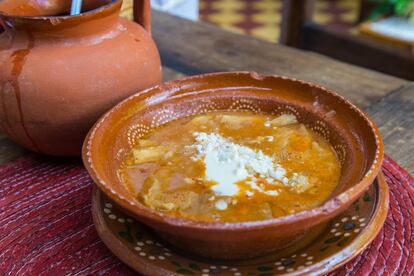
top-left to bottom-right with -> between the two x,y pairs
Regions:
92,173 -> 389,275
84,72 -> 384,260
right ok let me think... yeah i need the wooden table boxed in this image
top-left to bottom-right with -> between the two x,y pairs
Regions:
1,11 -> 413,176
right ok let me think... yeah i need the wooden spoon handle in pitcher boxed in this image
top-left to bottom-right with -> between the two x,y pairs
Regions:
133,0 -> 151,35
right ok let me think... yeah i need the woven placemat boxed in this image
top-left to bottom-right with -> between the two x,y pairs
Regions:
0,155 -> 413,275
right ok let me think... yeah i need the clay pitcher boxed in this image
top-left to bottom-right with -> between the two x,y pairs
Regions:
0,0 -> 162,156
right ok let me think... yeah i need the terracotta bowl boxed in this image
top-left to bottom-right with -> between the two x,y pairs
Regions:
83,72 -> 383,260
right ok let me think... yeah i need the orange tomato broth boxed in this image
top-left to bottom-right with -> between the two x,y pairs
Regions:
118,111 -> 341,222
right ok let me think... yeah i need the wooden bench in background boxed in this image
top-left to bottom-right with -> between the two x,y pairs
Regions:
280,0 -> 414,80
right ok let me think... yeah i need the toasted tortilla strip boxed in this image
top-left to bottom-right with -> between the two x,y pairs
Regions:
137,139 -> 157,147
186,115 -> 212,127
270,114 -> 298,126
220,115 -> 260,128
144,177 -> 199,211
125,163 -> 158,197
133,146 -> 166,164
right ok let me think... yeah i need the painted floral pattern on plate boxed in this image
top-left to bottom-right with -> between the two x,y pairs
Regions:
100,184 -> 376,275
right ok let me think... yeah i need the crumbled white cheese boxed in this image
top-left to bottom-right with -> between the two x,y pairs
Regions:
245,190 -> 254,197
269,167 -> 286,180
290,173 -> 310,192
265,190 -> 279,196
191,132 -> 301,197
190,132 -> 307,197
215,199 -> 228,210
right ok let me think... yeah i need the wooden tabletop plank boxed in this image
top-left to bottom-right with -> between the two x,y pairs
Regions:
152,11 -> 407,109
365,83 -> 414,175
163,66 -> 186,81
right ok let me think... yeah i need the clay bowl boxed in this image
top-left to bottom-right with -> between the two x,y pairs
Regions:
83,72 -> 383,260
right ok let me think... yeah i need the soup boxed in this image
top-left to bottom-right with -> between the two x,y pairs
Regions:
119,112 -> 341,222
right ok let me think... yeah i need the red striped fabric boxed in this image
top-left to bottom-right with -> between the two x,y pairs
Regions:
0,155 -> 413,275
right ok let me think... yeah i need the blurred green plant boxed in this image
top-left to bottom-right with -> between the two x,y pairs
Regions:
370,0 -> 414,21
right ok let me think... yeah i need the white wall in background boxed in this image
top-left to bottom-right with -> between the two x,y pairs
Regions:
151,0 -> 199,21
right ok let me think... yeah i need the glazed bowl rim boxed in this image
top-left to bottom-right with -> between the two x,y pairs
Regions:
83,71 -> 384,231
0,0 -> 121,20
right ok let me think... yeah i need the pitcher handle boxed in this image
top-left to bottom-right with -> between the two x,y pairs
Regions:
133,0 -> 151,35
